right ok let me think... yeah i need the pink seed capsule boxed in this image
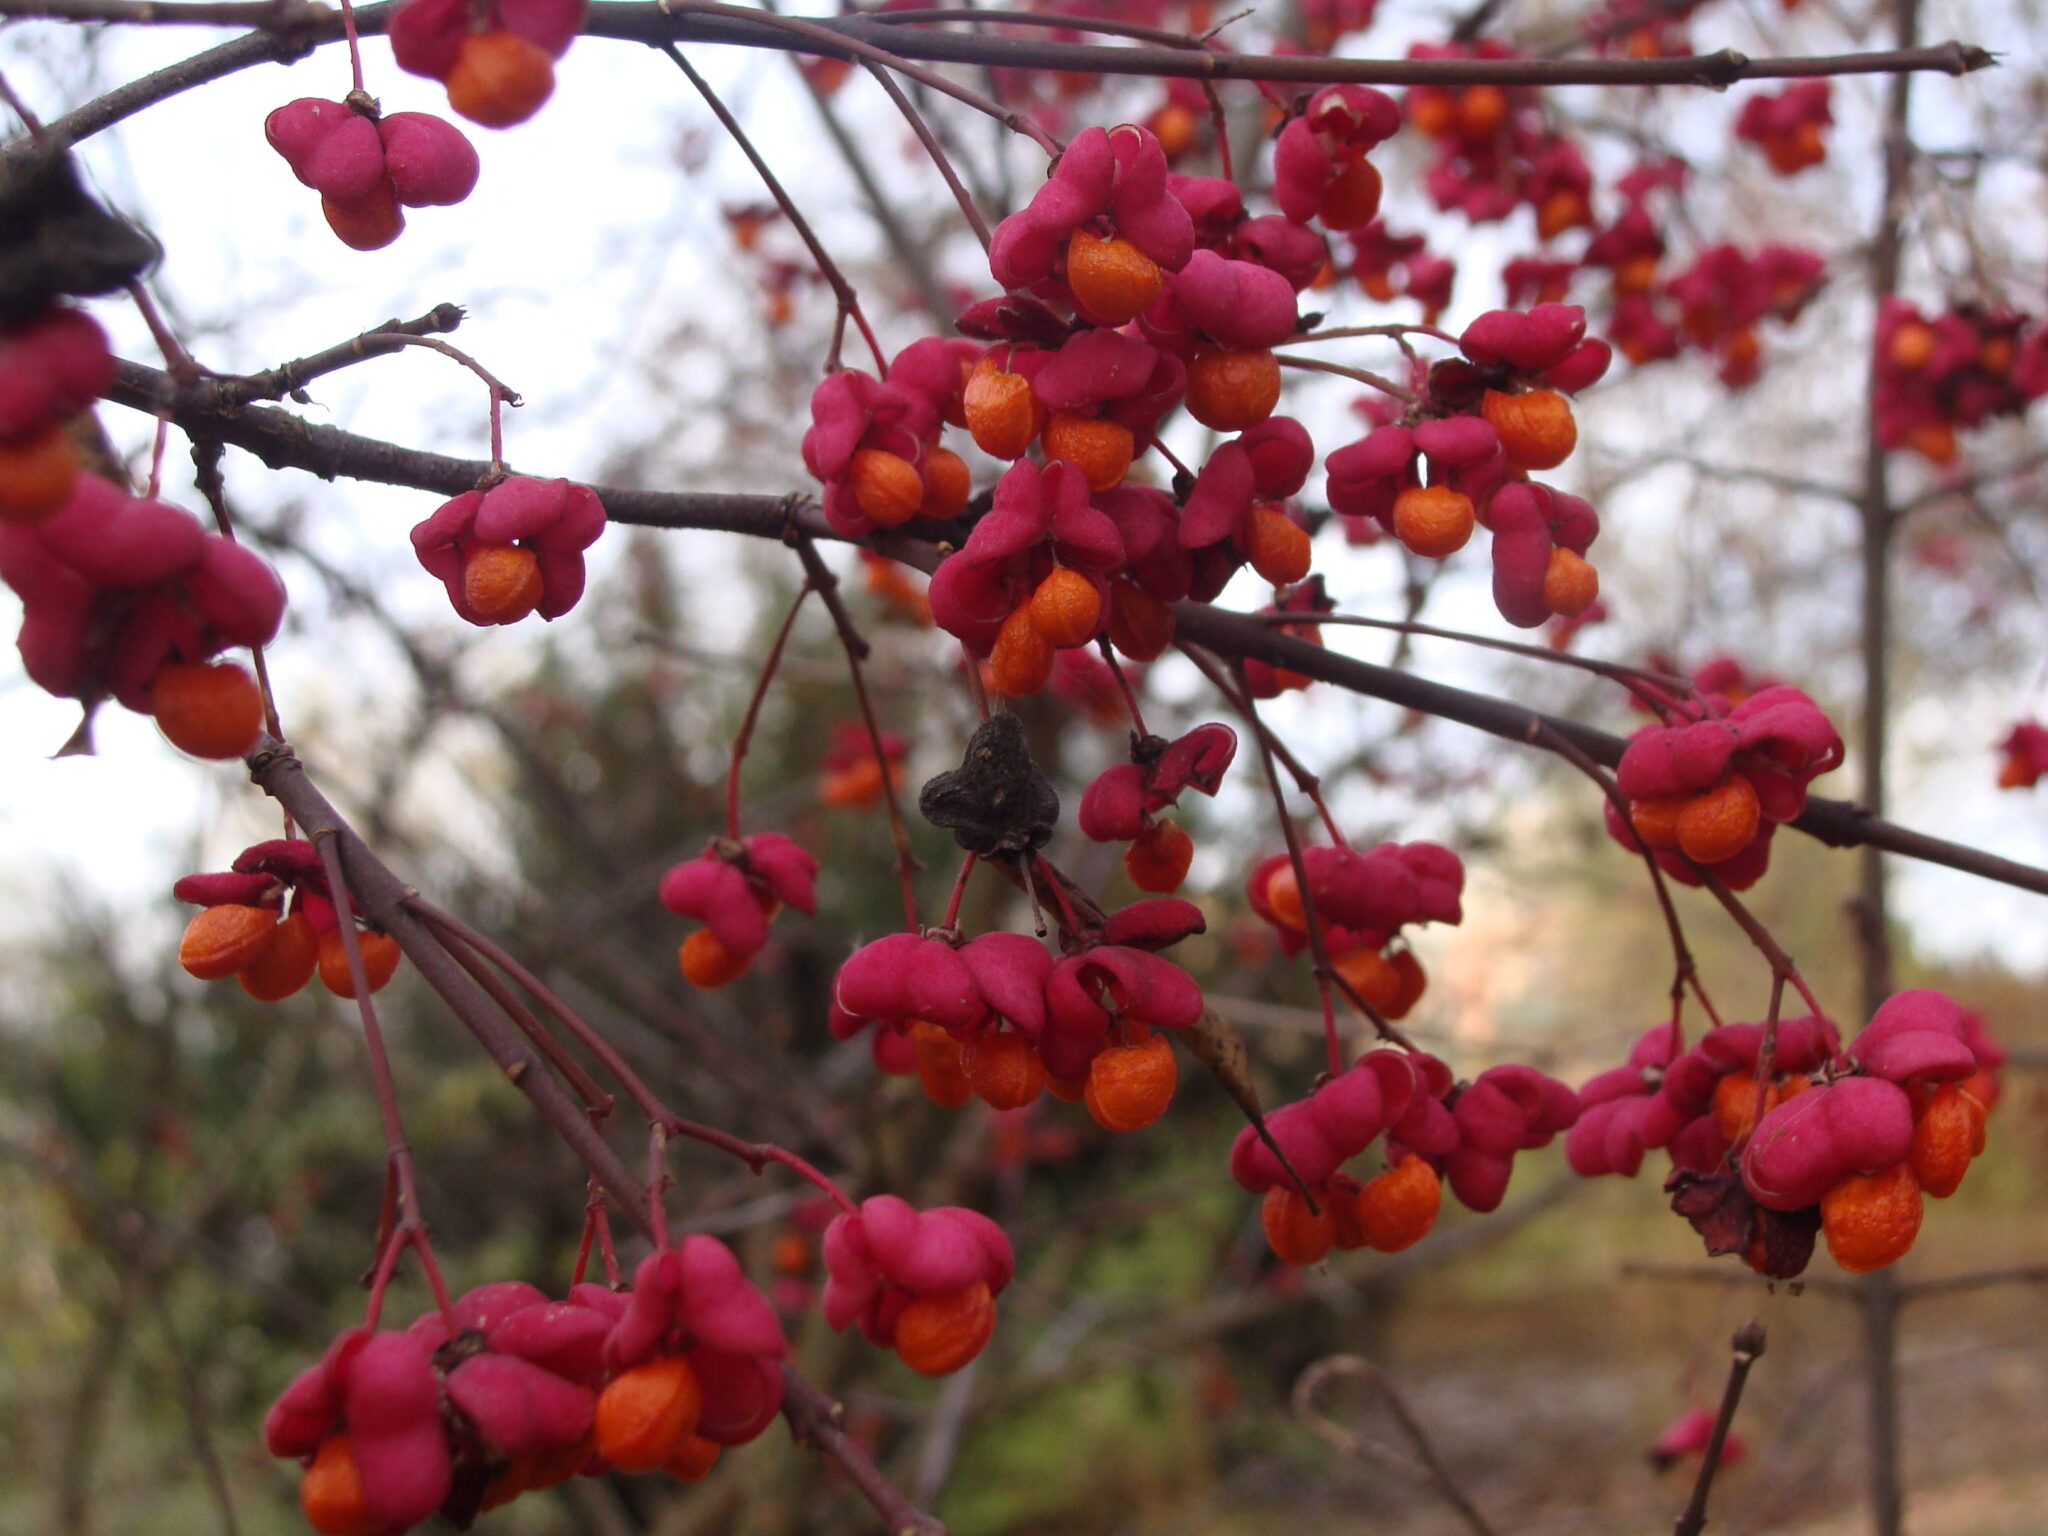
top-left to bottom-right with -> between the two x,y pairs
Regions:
264,99 -> 386,203
378,112 -> 481,207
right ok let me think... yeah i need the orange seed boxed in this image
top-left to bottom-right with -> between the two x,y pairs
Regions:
1185,349 -> 1282,432
150,659 -> 265,759
1820,1162 -> 1923,1274
1391,484 -> 1475,559
179,903 -> 279,981
894,1281 -> 995,1375
1065,232 -> 1164,326
463,543 -> 544,623
445,29 -> 556,129
595,1355 -> 703,1473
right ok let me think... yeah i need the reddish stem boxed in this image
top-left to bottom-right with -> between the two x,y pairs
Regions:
792,533 -> 921,930
647,1123 -> 672,1250
1031,853 -> 1086,943
1179,641 -> 1346,845
432,920 -> 617,1114
761,1145 -> 860,1216
336,0 -> 364,92
725,583 -> 813,840
861,60 -> 992,250
126,280 -> 202,382
408,899 -> 670,1127
940,852 -> 978,929
144,414 -> 169,499
1096,636 -> 1148,738
312,828 -> 455,1328
0,66 -> 47,135
1228,666 -> 1345,1076
1204,81 -> 1234,183
667,0 -> 1064,155
1528,720 -> 1719,1036
1695,869 -> 1837,1045
1275,352 -> 1417,403
191,443 -> 289,765
960,639 -> 993,722
659,41 -> 888,372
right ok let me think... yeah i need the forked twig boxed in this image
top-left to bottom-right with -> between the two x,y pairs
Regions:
1294,1354 -> 1498,1536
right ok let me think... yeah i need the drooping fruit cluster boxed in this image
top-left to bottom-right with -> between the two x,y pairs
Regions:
891,118 -> 1401,691
818,722 -> 906,809
0,305 -> 113,523
1273,85 -> 1402,233
1476,147 -> 1828,392
265,99 -> 480,251
832,898 -> 1205,1131
659,832 -> 819,988
267,1244 -> 784,1534
1996,719 -> 2048,789
599,1240 -> 789,1464
803,339 -> 978,537
1326,303 -> 1610,627
1576,993 -> 2003,1278
1404,43 -> 1592,238
411,475 -> 607,626
1661,243 -> 1828,387
1246,839 -> 1464,1021
175,839 -> 403,1001
390,0 -> 587,129
928,459 -> 1124,696
0,473 -> 285,757
1604,685 -> 1843,889
821,1196 -> 1016,1375
1077,722 -> 1236,893
1734,82 -> 1833,176
1873,298 -> 2048,465
1574,1015 -> 1831,1276
1742,992 -> 1997,1274
1236,1046 -> 1579,1266
1348,220 -> 1456,323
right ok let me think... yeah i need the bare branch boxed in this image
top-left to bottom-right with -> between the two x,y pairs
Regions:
1673,1321 -> 1767,1536
5,3 -> 1996,158
100,356 -> 2048,905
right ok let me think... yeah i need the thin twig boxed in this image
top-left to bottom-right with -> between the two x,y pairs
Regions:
861,60 -> 991,250
1177,641 -> 1346,846
724,582 -> 812,838
1528,720 -> 1718,1030
1275,352 -> 1417,403
659,43 -> 886,372
661,0 -> 1061,154
309,827 -> 455,1326
791,532 -> 923,930
787,57 -> 954,324
1294,1355 -> 1499,1536
1673,1321 -> 1767,1536
1242,608 -> 1693,707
